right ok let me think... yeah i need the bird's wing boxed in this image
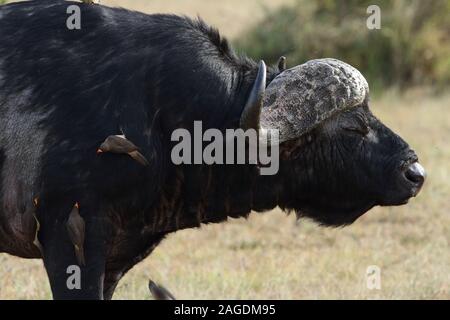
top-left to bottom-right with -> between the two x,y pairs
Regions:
111,136 -> 140,152
129,150 -> 149,166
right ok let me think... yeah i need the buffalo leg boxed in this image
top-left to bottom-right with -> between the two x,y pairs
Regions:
102,234 -> 167,299
38,203 -> 108,300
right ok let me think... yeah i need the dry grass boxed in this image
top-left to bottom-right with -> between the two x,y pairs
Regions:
0,0 -> 449,300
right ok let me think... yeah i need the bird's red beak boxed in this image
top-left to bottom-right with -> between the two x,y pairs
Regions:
33,197 -> 39,206
75,202 -> 79,209
97,149 -> 103,154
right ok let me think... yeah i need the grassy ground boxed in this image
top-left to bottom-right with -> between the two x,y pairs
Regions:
0,1 -> 449,300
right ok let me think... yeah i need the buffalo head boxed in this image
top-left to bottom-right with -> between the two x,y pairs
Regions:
241,58 -> 425,226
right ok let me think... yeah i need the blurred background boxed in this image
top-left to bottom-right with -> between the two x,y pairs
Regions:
0,0 -> 448,299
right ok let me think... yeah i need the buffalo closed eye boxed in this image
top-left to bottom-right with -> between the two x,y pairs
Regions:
343,115 -> 370,135
343,125 -> 369,135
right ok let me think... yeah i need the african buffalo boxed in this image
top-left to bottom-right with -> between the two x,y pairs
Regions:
0,1 -> 425,299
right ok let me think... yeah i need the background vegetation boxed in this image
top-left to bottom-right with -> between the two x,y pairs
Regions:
237,0 -> 450,92
0,0 -> 448,299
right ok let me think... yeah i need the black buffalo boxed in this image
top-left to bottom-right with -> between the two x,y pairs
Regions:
0,1 -> 425,299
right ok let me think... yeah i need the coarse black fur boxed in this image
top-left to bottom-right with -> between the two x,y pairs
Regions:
0,1 -> 423,299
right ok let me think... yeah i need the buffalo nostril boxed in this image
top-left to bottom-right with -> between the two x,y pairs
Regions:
405,162 -> 426,187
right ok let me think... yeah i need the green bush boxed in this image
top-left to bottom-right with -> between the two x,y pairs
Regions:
236,0 -> 450,91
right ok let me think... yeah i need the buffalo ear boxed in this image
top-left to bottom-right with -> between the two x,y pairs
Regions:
240,60 -> 267,130
277,56 -> 286,72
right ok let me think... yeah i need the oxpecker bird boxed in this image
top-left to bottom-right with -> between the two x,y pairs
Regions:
97,135 -> 149,166
66,203 -> 86,266
21,198 -> 43,256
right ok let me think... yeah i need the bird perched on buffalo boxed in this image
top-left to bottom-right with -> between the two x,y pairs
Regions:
20,198 -> 43,256
97,135 -> 149,166
66,203 -> 86,266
